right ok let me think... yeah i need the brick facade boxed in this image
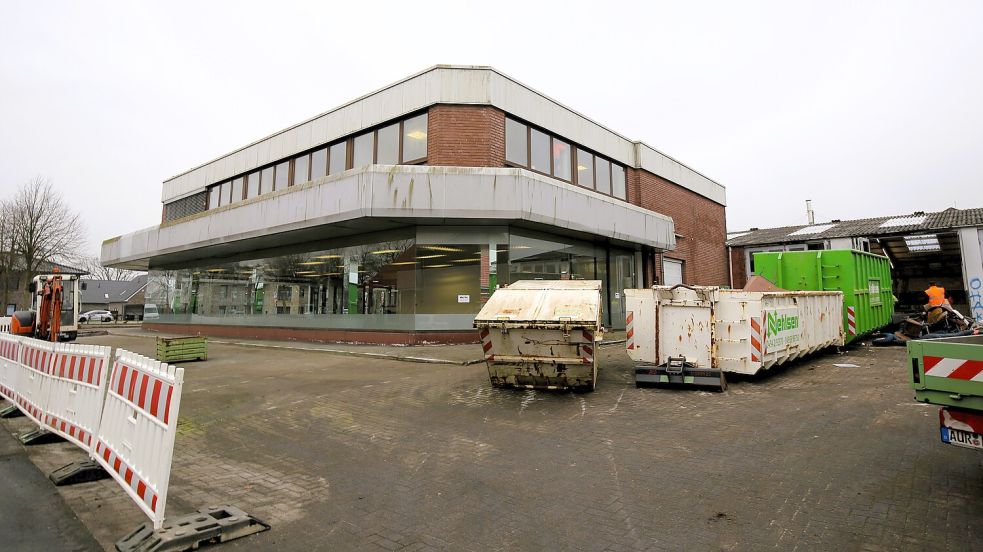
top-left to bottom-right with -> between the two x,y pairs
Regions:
427,105 -> 506,167
424,104 -> 728,287
630,169 -> 729,286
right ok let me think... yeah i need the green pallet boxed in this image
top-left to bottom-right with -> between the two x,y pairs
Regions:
156,336 -> 208,363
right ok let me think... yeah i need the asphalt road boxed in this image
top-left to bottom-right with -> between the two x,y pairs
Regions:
0,426 -> 100,551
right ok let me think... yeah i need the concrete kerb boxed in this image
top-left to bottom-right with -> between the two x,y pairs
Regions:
106,328 -> 628,366
107,329 -> 484,366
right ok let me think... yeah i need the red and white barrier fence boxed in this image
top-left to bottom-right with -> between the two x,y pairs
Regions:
15,338 -> 55,426
44,343 -> 113,452
94,350 -> 184,530
0,333 -> 22,402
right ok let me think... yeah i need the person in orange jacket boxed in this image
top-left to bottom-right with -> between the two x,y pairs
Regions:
925,282 -> 947,307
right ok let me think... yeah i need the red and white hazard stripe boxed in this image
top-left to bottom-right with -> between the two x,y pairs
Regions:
924,356 -> 983,381
478,328 -> 494,361
23,346 -> 51,374
847,306 -> 857,336
750,315 -> 763,363
95,440 -> 159,514
0,338 -> 18,361
626,311 -> 635,350
45,413 -> 93,448
53,353 -> 102,386
581,330 -> 594,364
112,361 -> 176,425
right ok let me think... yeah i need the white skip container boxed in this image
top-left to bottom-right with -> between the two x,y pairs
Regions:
625,285 -> 843,389
474,280 -> 603,391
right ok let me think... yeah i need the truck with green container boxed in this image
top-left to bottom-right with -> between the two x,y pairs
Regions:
908,335 -> 983,450
752,249 -> 894,344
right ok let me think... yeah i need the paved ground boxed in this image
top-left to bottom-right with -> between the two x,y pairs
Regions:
0,426 -> 101,551
2,334 -> 981,551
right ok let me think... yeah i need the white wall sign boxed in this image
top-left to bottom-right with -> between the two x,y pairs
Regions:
457,294 -> 470,303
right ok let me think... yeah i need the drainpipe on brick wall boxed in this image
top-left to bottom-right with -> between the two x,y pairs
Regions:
727,246 -> 734,289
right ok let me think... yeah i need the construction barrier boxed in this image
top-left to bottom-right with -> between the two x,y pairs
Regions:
44,343 -> 113,452
14,338 -> 55,426
94,350 -> 184,530
0,333 -> 21,402
0,316 -> 10,333
0,337 -> 268,547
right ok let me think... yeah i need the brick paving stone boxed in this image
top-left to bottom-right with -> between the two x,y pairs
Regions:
2,334 -> 982,551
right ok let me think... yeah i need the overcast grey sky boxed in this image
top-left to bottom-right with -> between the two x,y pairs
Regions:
2,1 -> 981,257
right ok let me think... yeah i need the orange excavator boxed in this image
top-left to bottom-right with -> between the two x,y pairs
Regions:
10,269 -> 71,342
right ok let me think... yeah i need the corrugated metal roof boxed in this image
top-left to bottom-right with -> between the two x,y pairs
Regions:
727,207 -> 983,247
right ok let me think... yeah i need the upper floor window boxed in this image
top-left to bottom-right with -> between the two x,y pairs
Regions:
402,113 -> 428,162
505,118 -> 528,165
311,148 -> 327,179
329,141 -> 347,175
376,123 -> 400,165
505,116 -> 626,200
352,132 -> 373,168
293,153 -> 310,185
202,112 -> 429,212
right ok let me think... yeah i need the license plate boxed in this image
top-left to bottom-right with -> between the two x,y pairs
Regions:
941,427 -> 983,450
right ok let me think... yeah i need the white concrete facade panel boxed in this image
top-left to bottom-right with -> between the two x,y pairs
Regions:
109,166 -> 675,269
161,66 -> 726,206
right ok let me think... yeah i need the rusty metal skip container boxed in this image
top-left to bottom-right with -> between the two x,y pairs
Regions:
474,280 -> 603,391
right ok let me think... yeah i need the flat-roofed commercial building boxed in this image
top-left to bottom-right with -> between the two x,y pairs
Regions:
102,65 -> 728,343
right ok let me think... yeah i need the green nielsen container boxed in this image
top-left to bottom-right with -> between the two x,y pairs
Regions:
908,335 -> 983,412
753,250 -> 894,344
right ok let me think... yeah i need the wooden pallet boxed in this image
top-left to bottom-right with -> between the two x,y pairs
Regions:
156,336 -> 208,363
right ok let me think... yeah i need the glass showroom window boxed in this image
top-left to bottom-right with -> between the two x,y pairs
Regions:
311,147 -> 327,180
505,118 -> 528,166
329,141 -> 347,175
352,132 -> 373,168
376,123 -> 400,165
293,153 -> 310,185
402,113 -> 428,162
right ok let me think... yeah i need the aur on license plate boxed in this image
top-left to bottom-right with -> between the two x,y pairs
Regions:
941,427 -> 983,450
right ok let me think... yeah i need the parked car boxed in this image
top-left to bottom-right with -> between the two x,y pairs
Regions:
79,310 -> 114,323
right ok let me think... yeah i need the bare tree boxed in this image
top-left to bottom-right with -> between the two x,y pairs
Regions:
0,200 -> 15,308
78,255 -> 141,281
8,176 -> 86,276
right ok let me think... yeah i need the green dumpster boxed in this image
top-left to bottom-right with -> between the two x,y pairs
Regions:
753,249 -> 894,344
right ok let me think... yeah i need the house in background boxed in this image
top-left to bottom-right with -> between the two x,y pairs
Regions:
727,207 -> 983,321
2,259 -> 87,315
79,275 -> 148,320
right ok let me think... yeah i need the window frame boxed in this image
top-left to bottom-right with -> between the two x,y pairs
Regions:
201,111 -> 430,206
503,115 -> 627,201
400,113 -> 428,164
